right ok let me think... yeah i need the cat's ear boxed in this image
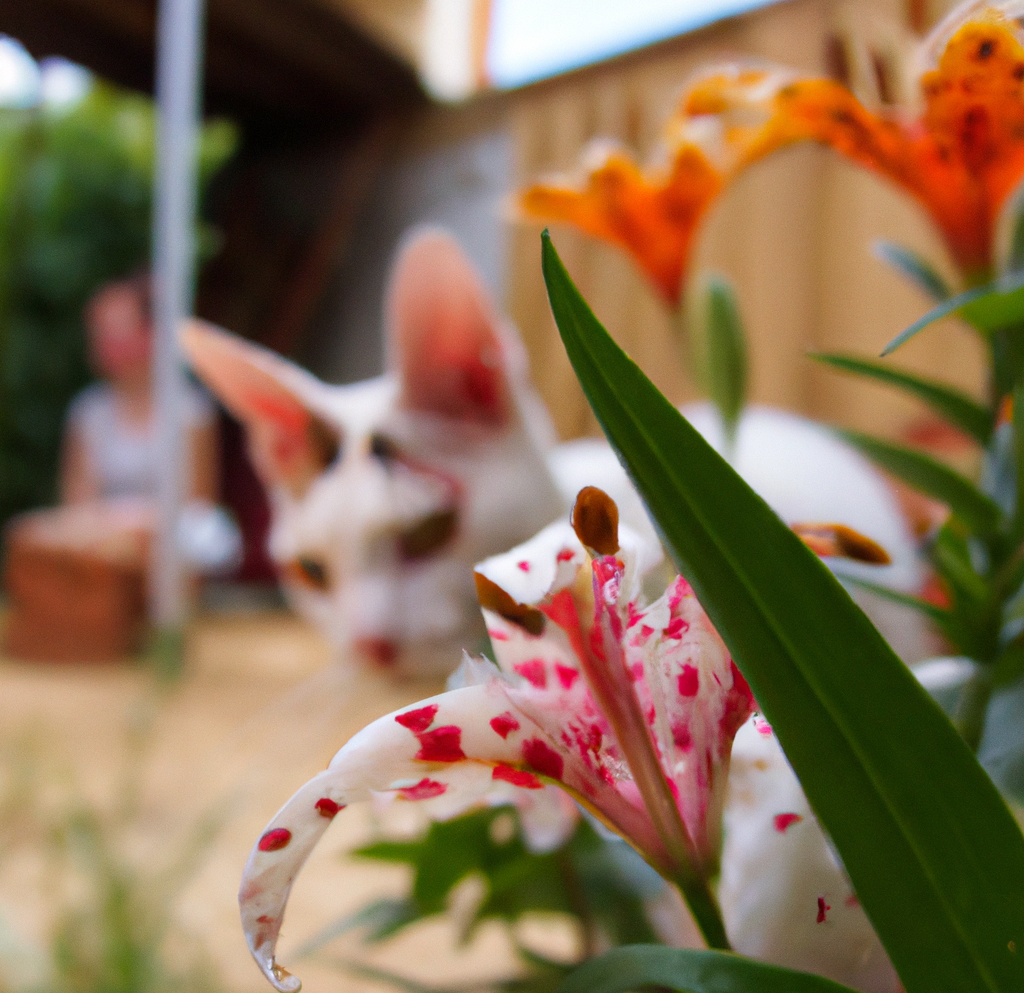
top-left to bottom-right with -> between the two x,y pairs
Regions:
385,227 -> 513,427
180,320 -> 340,493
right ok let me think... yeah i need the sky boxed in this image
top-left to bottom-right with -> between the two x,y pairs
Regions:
488,0 -> 779,88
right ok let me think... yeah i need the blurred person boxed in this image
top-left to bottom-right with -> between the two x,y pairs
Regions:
3,274 -> 235,662
61,272 -> 217,507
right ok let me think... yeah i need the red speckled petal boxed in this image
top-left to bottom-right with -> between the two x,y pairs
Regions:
625,574 -> 754,863
238,680 -> 642,991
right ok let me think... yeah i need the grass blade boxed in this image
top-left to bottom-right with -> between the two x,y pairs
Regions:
556,947 -> 858,993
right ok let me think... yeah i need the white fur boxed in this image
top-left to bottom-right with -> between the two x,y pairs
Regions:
184,227 -> 926,677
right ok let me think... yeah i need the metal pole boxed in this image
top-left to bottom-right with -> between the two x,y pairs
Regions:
150,0 -> 205,673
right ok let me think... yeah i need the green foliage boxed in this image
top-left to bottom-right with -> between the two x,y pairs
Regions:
37,808 -> 223,993
874,240 -> 951,302
554,947 -> 859,993
0,81 -> 235,528
816,253 -> 1024,758
541,229 -> 1024,993
882,275 -> 1024,355
297,809 -> 659,993
835,428 -> 1001,534
801,261 -> 1024,757
0,718 -> 227,993
690,274 -> 747,447
810,352 -> 991,444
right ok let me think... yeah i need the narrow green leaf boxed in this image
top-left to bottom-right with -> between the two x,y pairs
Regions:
960,279 -> 1024,334
556,947 -> 857,993
842,574 -> 961,639
993,640 -> 1024,688
701,274 -> 747,445
1013,381 -> 1024,541
835,428 -> 1002,535
930,522 -> 990,610
874,241 -> 951,302
541,231 -> 1024,993
842,578 -> 943,619
881,285 -> 989,355
1006,201 -> 1024,276
883,274 -> 1024,355
291,898 -> 421,957
811,353 -> 990,445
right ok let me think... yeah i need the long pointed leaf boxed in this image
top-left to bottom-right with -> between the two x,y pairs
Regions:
835,429 -> 1001,535
541,231 -> 1024,993
842,575 -> 966,650
702,274 -> 748,445
811,353 -> 991,445
881,285 -> 989,355
556,947 -> 857,993
874,241 -> 951,302
884,274 -> 1024,355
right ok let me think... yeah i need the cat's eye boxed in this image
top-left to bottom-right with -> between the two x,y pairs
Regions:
308,417 -> 342,470
289,556 -> 331,591
369,433 -> 400,462
399,508 -> 458,560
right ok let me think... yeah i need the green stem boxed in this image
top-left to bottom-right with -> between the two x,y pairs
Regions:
989,324 -> 1024,409
668,864 -> 730,952
556,847 -> 600,960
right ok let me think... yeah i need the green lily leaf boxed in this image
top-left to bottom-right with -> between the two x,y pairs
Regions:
1006,200 -> 1024,277
541,230 -> 1024,993
835,428 -> 1002,535
960,281 -> 1024,334
993,639 -> 1024,688
555,947 -> 857,993
842,575 -> 965,648
696,273 -> 748,447
883,276 -> 1024,355
881,285 -> 989,355
1013,382 -> 1024,541
874,241 -> 951,302
930,521 -> 990,611
811,353 -> 991,445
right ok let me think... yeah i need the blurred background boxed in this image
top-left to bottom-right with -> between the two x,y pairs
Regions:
0,0 -> 982,991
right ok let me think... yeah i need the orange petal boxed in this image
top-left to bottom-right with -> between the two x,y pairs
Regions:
679,10 -> 1024,278
520,144 -> 721,307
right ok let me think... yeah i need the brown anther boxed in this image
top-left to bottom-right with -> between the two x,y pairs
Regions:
571,486 -> 620,555
474,572 -> 546,635
792,522 -> 891,565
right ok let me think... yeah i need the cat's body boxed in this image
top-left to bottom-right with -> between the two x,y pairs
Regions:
183,227 -> 926,676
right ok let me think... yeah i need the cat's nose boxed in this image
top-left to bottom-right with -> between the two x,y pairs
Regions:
354,637 -> 399,667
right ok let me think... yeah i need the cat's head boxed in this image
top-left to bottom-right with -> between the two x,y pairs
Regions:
182,227 -> 564,675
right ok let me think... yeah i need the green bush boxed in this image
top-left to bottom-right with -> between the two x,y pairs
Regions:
0,79 -> 235,527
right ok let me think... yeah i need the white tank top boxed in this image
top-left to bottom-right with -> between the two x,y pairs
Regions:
66,381 -> 214,499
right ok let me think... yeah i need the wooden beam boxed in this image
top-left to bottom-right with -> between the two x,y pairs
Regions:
0,0 -> 423,126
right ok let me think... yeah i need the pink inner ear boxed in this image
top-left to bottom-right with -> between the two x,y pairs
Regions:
181,320 -> 316,486
387,230 -> 510,426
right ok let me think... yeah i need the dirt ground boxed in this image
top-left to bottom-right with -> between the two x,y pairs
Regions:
0,608 -> 567,993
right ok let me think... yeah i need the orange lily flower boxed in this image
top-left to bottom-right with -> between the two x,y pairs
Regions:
520,138 -> 725,309
678,2 -> 1024,282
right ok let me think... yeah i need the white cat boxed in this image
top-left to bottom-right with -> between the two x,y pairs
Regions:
182,227 -> 927,677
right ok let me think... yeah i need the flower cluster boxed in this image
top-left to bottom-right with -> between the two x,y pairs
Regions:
523,2 -> 1024,292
